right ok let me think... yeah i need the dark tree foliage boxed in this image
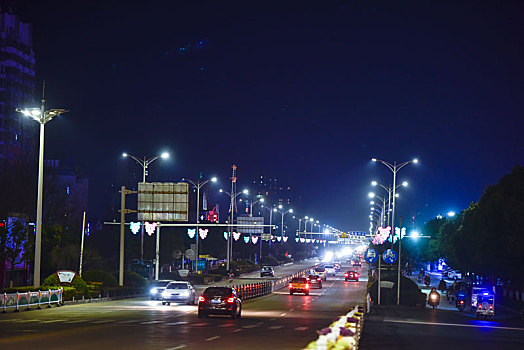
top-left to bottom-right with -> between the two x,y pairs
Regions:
418,165 -> 524,283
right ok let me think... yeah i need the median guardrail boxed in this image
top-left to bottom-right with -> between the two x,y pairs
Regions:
2,288 -> 63,313
232,266 -> 313,301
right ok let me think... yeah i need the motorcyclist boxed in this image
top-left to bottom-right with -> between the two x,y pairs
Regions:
438,278 -> 447,293
424,274 -> 431,288
428,287 -> 440,308
455,289 -> 467,311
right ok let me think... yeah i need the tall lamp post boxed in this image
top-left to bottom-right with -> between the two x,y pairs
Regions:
372,157 -> 418,305
184,176 -> 217,273
122,152 -> 169,183
122,151 -> 170,260
372,180 -> 407,227
274,205 -> 293,237
16,97 -> 69,288
261,204 -> 277,256
220,188 -> 248,270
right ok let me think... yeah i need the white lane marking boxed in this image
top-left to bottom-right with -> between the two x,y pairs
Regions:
268,325 -> 284,330
166,321 -> 188,326
41,319 -> 66,323
242,324 -> 258,329
289,308 -> 295,311
294,326 -> 308,331
232,329 -> 243,333
116,320 -> 136,324
205,336 -> 221,341
65,320 -> 85,324
16,319 -> 40,323
383,319 -> 524,331
166,345 -> 187,350
140,320 -> 162,324
280,313 -> 287,316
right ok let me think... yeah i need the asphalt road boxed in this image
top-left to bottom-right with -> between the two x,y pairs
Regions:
0,262 -> 368,349
360,272 -> 524,350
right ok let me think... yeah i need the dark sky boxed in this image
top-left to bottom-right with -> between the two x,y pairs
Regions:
7,0 -> 524,231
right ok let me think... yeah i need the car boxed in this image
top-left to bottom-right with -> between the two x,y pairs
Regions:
324,265 -> 336,276
149,280 -> 173,300
314,267 -> 327,281
260,266 -> 275,277
161,281 -> 195,305
345,271 -> 359,282
289,277 -> 310,295
447,270 -> 462,280
352,260 -> 362,267
306,274 -> 323,289
198,287 -> 242,319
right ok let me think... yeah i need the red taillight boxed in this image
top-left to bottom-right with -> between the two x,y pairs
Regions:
460,300 -> 464,304
227,297 -> 235,303
345,273 -> 348,277
489,305 -> 493,310
355,273 -> 359,277
478,304 -> 482,309
198,296 -> 205,302
306,277 -> 310,281
289,283 -> 293,288
317,278 -> 321,281
305,284 -> 309,290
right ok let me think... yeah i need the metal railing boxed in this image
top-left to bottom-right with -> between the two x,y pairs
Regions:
2,288 -> 63,313
232,267 -> 313,300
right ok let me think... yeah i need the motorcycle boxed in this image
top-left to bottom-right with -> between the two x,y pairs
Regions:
424,275 -> 431,288
456,291 -> 467,312
428,290 -> 440,309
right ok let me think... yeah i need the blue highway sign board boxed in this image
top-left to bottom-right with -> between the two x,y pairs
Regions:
364,248 -> 379,264
383,249 -> 398,264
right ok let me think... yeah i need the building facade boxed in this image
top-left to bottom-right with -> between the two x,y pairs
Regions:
0,11 -> 36,170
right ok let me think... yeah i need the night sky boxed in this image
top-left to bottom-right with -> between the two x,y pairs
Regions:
8,0 -> 524,231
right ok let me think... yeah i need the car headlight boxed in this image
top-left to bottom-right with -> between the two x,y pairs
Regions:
150,288 -> 157,294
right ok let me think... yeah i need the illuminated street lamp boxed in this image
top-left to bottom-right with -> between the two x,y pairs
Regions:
122,152 -> 169,183
274,206 -> 293,236
16,93 -> 69,288
371,180 -> 407,226
372,157 -> 418,305
183,176 -> 217,273
220,188 -> 248,269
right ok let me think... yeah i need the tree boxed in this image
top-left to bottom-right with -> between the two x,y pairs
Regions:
5,221 -> 28,271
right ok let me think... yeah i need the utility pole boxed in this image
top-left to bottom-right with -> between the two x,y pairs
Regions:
79,211 -> 86,277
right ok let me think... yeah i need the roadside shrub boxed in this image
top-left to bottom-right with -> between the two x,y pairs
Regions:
124,270 -> 147,288
204,274 -> 222,283
368,275 -> 424,306
72,276 -> 90,297
0,286 -> 38,293
259,256 -> 279,266
83,270 -> 118,287
187,274 -> 205,286
42,274 -> 60,287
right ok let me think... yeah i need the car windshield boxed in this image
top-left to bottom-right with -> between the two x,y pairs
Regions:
325,265 -> 334,268
152,281 -> 171,288
203,287 -> 232,296
292,278 -> 307,283
262,267 -> 271,271
315,267 -> 325,272
166,283 -> 188,290
308,275 -> 319,279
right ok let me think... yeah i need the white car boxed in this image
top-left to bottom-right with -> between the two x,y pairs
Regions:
324,265 -> 336,276
161,281 -> 195,305
447,270 -> 462,280
313,267 -> 327,281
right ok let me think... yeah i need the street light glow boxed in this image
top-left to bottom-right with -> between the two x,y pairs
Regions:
161,152 -> 169,159
278,204 -> 283,209
371,181 -> 377,186
447,211 -> 456,217
242,189 -> 249,194
413,158 -> 419,163
370,201 -> 374,205
289,209 -> 293,213
122,152 -> 128,157
211,177 -> 217,182
371,158 -> 377,162
368,192 -> 375,198
402,181 -> 408,187
259,198 -> 265,203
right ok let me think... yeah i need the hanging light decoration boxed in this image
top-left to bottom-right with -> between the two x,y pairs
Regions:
198,228 -> 208,240
223,232 -> 228,240
232,231 -> 241,241
243,236 -> 249,243
282,236 -> 288,242
187,228 -> 196,239
144,222 -> 157,236
130,222 -> 141,235
251,236 -> 259,244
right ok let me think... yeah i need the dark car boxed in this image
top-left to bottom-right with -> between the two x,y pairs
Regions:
345,271 -> 359,282
306,274 -> 322,289
352,260 -> 362,267
260,266 -> 275,277
198,287 -> 242,319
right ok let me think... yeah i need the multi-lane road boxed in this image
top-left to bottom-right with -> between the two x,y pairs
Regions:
0,262 -> 368,349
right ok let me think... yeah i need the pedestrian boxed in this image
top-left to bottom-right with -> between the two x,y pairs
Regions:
438,279 -> 447,293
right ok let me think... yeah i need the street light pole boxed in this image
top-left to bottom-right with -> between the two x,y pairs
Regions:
123,151 -> 169,260
16,88 -> 68,288
220,189 -> 248,270
372,157 -> 418,305
184,176 -> 217,273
